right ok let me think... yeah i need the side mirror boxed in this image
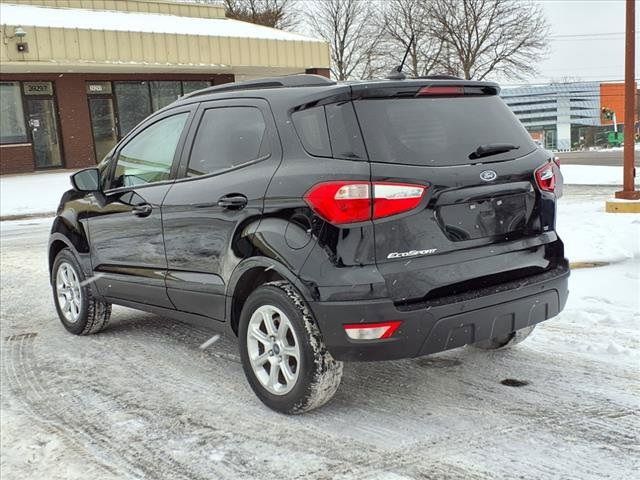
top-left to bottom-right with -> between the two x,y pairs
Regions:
71,167 -> 101,192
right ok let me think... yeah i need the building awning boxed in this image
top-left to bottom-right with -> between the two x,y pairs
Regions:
0,2 -> 330,75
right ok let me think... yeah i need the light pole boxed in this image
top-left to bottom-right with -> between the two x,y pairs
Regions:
615,0 -> 639,200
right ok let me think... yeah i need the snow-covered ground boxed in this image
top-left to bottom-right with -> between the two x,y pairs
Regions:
0,186 -> 638,479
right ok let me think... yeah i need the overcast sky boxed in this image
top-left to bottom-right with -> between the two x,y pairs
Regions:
522,0 -> 639,85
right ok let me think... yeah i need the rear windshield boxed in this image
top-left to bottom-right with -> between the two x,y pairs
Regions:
354,96 -> 536,166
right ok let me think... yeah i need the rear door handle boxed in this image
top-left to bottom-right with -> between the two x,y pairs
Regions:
217,194 -> 248,209
132,203 -> 152,217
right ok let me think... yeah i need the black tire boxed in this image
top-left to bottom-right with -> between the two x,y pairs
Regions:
238,281 -> 343,414
471,325 -> 536,350
51,248 -> 111,335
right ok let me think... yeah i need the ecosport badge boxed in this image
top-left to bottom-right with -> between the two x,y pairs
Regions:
479,170 -> 498,182
387,249 -> 437,259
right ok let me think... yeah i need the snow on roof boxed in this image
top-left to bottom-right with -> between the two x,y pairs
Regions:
0,3 -> 323,43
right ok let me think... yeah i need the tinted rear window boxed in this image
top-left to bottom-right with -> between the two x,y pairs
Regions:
354,96 -> 535,166
292,103 -> 366,160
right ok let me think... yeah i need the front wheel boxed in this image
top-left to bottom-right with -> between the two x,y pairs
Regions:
238,281 -> 343,414
52,248 -> 111,335
471,325 -> 537,350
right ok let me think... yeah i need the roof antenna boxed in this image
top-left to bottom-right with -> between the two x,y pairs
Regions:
387,35 -> 414,80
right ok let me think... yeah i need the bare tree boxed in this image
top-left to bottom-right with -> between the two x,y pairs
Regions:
306,0 -> 383,80
222,0 -> 297,29
429,0 -> 549,80
377,0 -> 445,78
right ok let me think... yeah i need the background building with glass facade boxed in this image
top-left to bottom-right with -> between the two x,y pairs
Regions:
0,0 -> 330,174
501,81 -> 638,151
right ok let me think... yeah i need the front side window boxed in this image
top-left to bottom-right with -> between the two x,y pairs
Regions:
187,107 -> 268,177
112,113 -> 188,189
0,82 -> 27,144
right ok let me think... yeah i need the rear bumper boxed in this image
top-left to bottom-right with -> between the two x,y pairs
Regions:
309,264 -> 569,361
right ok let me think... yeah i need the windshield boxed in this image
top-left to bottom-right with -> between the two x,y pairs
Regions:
354,95 -> 536,166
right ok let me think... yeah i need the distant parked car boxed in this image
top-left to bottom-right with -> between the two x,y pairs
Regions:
49,74 -> 569,413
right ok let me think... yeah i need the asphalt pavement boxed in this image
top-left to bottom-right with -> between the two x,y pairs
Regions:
557,149 -> 638,166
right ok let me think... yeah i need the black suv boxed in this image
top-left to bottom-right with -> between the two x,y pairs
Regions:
49,75 -> 569,413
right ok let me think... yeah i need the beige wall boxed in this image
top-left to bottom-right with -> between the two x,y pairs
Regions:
0,1 -> 330,74
5,0 -> 226,19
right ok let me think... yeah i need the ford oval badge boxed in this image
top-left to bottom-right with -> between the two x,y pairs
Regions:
480,170 -> 497,182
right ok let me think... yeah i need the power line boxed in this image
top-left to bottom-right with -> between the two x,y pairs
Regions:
549,32 -> 625,39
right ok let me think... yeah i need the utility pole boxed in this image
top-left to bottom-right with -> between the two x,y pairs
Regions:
615,0 -> 639,200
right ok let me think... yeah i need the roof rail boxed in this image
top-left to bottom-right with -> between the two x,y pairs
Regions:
183,74 -> 336,98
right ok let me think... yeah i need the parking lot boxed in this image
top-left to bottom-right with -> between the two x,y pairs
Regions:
1,187 -> 638,480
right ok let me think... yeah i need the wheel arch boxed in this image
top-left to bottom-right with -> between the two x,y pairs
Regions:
226,257 -> 314,336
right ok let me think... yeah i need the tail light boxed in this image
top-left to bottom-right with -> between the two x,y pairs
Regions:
535,163 -> 556,192
343,321 -> 402,340
304,181 -> 427,225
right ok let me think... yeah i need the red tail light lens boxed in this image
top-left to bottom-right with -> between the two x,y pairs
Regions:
535,163 -> 556,192
303,181 -> 371,224
304,181 -> 427,225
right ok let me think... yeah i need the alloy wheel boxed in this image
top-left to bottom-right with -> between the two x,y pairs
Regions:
56,262 -> 82,323
246,304 -> 301,395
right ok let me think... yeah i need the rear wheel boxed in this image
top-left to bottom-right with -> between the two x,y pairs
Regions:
472,325 -> 536,350
238,281 -> 343,414
52,248 -> 111,335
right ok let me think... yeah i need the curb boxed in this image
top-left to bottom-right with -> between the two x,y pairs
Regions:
569,261 -> 610,269
0,212 -> 55,222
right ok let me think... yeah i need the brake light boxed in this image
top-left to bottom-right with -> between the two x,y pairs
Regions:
416,85 -> 465,96
304,181 -> 426,224
535,163 -> 556,192
343,321 -> 402,340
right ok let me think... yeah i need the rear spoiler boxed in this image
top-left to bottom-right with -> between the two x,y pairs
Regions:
349,80 -> 500,99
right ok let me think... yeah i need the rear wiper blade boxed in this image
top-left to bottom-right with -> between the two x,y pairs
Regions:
469,143 -> 519,159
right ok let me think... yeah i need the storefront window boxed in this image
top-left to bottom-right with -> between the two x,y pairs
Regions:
182,81 -> 211,95
114,82 -> 152,137
0,82 -> 28,144
150,81 -> 182,111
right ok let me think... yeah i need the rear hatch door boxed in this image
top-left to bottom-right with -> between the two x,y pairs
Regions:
352,82 -> 559,304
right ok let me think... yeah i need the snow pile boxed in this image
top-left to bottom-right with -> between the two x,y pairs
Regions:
557,195 -> 640,263
0,170 -> 74,218
548,193 -> 639,366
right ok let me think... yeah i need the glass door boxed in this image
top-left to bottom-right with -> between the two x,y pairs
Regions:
89,97 -> 118,162
25,97 -> 63,169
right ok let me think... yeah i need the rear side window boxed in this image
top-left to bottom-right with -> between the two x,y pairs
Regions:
187,106 -> 268,177
292,106 -> 330,157
354,96 -> 536,166
292,103 -> 366,160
